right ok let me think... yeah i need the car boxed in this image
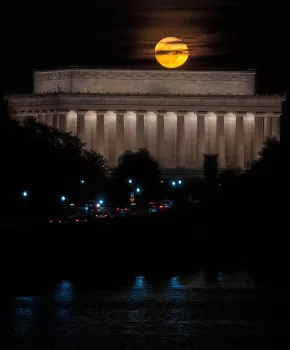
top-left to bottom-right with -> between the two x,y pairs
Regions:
95,212 -> 111,219
149,202 -> 164,213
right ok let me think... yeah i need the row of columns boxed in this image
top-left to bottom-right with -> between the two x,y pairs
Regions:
34,110 -> 280,169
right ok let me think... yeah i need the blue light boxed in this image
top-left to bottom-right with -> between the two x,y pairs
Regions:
80,179 -> 85,184
22,191 -> 28,197
136,187 -> 140,193
99,199 -> 103,205
170,277 -> 182,289
54,280 -> 74,302
128,179 -> 132,184
61,196 -> 66,202
178,180 -> 182,185
135,276 -> 145,288
172,181 -> 176,186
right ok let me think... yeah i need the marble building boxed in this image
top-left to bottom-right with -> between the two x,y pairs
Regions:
5,68 -> 283,173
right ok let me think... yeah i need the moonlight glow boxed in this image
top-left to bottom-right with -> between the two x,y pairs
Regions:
155,37 -> 189,69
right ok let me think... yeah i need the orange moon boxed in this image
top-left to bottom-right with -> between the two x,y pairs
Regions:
155,37 -> 189,69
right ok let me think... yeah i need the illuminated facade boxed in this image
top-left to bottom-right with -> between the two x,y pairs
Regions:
5,68 -> 283,174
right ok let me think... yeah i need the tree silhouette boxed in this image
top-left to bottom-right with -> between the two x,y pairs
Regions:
114,148 -> 159,184
1,116 -> 107,221
111,148 -> 160,201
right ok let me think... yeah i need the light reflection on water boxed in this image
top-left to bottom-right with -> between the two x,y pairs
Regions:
54,280 -> 74,302
10,271 -> 277,349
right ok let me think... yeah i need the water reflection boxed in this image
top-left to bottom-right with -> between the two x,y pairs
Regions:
15,296 -> 35,302
217,272 -> 224,281
12,297 -> 37,337
170,276 -> 183,289
9,271 -> 271,349
130,276 -> 147,300
54,280 -> 74,302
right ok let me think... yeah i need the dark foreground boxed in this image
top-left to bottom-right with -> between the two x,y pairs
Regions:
2,205 -> 288,349
6,271 -> 287,350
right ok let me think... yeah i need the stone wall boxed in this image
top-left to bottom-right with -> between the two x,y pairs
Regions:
33,69 -> 256,95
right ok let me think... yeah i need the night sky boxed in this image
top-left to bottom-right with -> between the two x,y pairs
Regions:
2,0 -> 288,94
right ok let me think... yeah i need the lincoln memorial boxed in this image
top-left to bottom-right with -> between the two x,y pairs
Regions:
5,68 -> 283,173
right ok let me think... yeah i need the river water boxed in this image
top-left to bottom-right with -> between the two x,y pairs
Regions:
7,270 -> 286,349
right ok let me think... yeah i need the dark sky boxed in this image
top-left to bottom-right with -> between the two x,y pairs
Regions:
2,0 -> 288,94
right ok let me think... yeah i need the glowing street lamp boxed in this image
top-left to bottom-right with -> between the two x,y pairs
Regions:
128,179 -> 133,184
80,179 -> 85,184
61,195 -> 66,202
171,181 -> 176,186
178,180 -> 182,185
136,187 -> 141,193
22,191 -> 28,197
99,199 -> 103,205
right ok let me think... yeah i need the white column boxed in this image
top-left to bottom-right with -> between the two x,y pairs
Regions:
197,113 -> 205,167
84,111 -> 97,151
116,111 -> 125,160
224,113 -> 236,167
77,111 -> 85,141
177,111 -> 186,167
236,114 -> 244,168
45,114 -> 53,126
264,115 -> 272,141
243,113 -> 255,168
58,112 -> 67,131
164,112 -> 177,167
52,113 -> 59,128
124,112 -> 137,152
104,112 -> 117,167
271,116 -> 280,139
67,111 -> 77,135
136,110 -> 145,149
144,112 -> 157,158
156,111 -> 165,166
184,113 -> 197,168
37,114 -> 45,123
216,114 -> 225,168
96,111 -> 105,156
204,113 -> 217,154
254,115 -> 263,158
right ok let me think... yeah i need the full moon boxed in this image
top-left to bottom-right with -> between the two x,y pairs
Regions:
155,37 -> 189,69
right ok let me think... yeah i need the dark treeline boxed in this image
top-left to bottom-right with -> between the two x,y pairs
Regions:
1,116 -> 163,222
2,114 -> 290,290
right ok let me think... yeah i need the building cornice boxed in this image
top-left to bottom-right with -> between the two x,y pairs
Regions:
33,69 -> 255,82
5,93 -> 284,114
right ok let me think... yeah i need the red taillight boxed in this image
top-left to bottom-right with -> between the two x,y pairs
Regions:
152,206 -> 156,208
116,207 -> 120,211
104,215 -> 107,218
76,219 -> 79,222
148,202 -> 153,205
49,220 -> 53,223
58,220 -> 62,223
124,208 -> 127,211
159,205 -> 164,208
95,214 -> 98,217
84,219 -> 88,222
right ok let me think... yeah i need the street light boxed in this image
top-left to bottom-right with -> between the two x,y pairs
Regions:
136,187 -> 141,193
99,199 -> 103,205
128,179 -> 133,184
22,191 -> 28,197
178,180 -> 182,185
80,179 -> 85,184
171,181 -> 176,186
61,195 -> 66,202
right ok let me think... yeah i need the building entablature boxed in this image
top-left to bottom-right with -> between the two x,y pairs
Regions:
5,93 -> 284,115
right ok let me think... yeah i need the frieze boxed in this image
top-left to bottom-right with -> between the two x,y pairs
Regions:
34,69 -> 254,82
6,94 -> 283,110
34,71 -> 71,81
